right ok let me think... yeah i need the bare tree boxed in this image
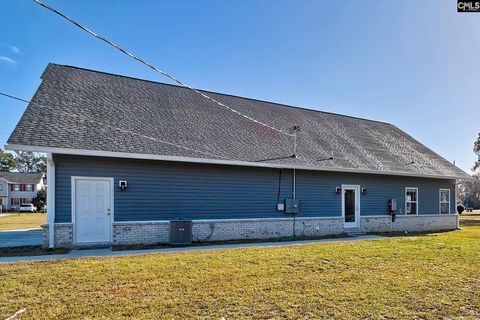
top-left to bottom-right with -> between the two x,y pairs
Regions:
15,151 -> 47,173
458,133 -> 480,209
474,133 -> 480,172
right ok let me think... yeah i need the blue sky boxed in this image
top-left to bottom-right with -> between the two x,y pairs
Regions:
0,0 -> 478,173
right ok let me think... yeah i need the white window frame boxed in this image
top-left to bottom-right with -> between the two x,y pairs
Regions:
26,184 -> 32,192
439,189 -> 451,214
405,187 -> 419,215
14,184 -> 20,191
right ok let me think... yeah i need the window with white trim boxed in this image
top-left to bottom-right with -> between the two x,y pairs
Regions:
439,189 -> 450,214
14,184 -> 19,191
26,184 -> 32,192
405,188 -> 418,215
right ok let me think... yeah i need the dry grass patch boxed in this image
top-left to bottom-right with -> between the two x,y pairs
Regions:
0,213 -> 45,231
1,227 -> 480,319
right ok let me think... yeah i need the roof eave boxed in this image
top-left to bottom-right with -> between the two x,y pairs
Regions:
5,143 -> 467,180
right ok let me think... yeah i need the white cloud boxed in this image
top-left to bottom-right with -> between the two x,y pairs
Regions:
0,43 -> 20,54
0,56 -> 16,65
10,45 -> 20,54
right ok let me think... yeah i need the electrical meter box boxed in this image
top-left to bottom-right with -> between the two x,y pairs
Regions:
285,199 -> 300,214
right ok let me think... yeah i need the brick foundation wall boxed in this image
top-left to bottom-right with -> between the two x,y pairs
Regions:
111,217 -> 343,246
44,215 -> 458,248
360,214 -> 459,233
192,217 -> 343,242
41,223 -> 74,248
113,221 -> 169,245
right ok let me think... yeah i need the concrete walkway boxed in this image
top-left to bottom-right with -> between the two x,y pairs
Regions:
0,229 -> 42,248
0,234 -> 383,263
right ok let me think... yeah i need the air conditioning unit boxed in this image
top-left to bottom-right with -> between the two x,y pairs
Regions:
169,220 -> 192,246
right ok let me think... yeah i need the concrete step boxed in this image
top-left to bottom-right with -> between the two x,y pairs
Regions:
344,228 -> 367,236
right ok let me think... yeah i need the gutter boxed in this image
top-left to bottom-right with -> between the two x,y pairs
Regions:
4,143 -> 468,180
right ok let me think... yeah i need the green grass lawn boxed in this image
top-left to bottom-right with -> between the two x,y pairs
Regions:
1,227 -> 480,319
0,213 -> 46,231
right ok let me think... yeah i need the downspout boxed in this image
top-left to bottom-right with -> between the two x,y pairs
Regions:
292,169 -> 296,200
455,180 -> 459,229
46,153 -> 55,248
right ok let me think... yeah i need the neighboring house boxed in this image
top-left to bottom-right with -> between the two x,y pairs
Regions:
464,194 -> 480,209
6,64 -> 469,248
0,172 -> 45,212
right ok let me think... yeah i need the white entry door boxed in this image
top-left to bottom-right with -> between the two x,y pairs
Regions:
342,185 -> 360,228
74,177 -> 113,244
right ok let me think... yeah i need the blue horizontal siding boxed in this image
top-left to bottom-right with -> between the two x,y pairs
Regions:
296,171 -> 455,217
53,155 -> 456,223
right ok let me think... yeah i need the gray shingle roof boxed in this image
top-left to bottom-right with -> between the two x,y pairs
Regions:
0,172 -> 44,184
7,63 -> 469,179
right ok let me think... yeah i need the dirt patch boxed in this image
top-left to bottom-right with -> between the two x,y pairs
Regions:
370,229 -> 455,237
112,234 -> 354,251
0,246 -> 70,257
460,219 -> 480,227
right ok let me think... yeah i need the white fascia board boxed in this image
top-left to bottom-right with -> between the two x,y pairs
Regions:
5,143 -> 462,180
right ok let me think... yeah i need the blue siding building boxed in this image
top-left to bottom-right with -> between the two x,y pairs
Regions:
6,64 -> 468,248
54,155 -> 456,222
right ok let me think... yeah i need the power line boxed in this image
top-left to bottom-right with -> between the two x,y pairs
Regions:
0,91 -> 227,159
0,92 -> 30,103
32,0 -> 292,137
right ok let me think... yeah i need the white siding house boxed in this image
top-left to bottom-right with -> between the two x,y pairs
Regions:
0,172 -> 45,212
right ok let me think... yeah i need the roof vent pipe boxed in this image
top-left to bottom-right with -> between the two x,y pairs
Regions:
290,126 -> 301,158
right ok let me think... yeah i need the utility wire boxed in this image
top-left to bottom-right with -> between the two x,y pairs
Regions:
0,92 -> 30,103
0,91 -> 227,159
32,0 -> 292,137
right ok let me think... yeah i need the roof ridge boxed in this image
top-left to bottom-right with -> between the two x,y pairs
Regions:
47,63 -> 392,126
0,172 -> 44,174
0,172 -> 44,183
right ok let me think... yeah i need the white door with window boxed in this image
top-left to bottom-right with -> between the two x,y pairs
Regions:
342,185 -> 360,228
73,177 -> 113,244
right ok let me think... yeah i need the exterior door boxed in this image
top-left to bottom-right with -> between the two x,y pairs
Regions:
74,178 -> 112,244
342,185 -> 360,228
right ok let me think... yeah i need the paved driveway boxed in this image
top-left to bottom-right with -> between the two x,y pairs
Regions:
0,229 -> 42,248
